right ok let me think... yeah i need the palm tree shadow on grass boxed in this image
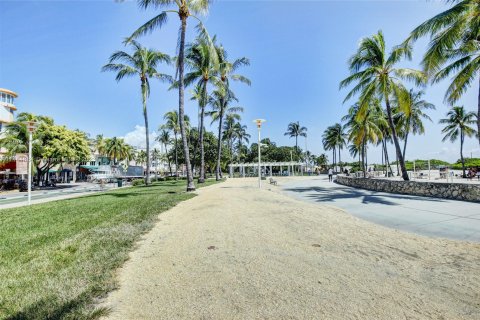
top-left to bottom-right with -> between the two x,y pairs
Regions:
284,185 -> 446,206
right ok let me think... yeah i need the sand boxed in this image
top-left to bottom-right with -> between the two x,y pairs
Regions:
102,177 -> 480,319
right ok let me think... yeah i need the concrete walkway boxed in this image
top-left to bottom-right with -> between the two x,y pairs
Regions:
282,176 -> 480,242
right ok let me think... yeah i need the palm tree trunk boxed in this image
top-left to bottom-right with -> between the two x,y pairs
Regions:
295,136 -> 298,159
174,133 -> 178,179
403,119 -> 410,160
361,139 -> 366,178
338,148 -> 342,172
141,81 -> 150,186
215,103 -> 224,181
477,76 -> 480,146
385,98 -> 409,180
198,82 -> 207,183
178,13 -> 195,191
165,143 -> 172,175
461,130 -> 466,178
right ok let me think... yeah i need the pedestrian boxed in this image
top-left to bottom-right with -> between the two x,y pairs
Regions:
328,168 -> 333,182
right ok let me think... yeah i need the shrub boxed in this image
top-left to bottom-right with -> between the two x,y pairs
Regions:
132,179 -> 145,186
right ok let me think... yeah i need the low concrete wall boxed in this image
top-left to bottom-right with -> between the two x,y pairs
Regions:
336,175 -> 480,202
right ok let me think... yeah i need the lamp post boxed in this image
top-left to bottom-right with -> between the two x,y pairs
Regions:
25,121 -> 37,206
253,119 -> 266,188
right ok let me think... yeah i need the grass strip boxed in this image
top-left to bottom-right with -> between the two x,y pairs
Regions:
0,179 -> 221,319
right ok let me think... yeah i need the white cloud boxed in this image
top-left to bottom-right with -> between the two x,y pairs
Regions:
122,125 -> 162,150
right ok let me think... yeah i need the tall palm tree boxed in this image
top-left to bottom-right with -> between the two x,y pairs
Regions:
222,113 -> 240,159
211,44 -> 250,181
232,123 -> 250,162
328,123 -> 347,171
340,30 -> 426,181
406,0 -> 480,145
343,101 -> 385,177
439,106 -> 477,177
127,0 -> 214,192
102,40 -> 171,185
207,88 -> 243,180
162,110 -> 190,178
156,129 -> 172,175
284,121 -> 308,156
394,89 -> 435,160
186,37 -> 219,183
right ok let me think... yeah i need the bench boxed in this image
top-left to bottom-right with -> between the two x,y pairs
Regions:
269,178 -> 277,186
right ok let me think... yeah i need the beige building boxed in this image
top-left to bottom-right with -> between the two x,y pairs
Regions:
0,88 -> 17,131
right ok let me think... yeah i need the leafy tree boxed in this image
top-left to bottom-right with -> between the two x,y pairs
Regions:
1,112 -> 90,184
406,0 -> 480,145
102,40 -> 171,185
284,121 -> 307,156
439,106 -> 477,177
128,0 -> 215,192
340,30 -> 426,180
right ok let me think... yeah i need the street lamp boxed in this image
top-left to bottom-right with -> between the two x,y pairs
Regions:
253,119 -> 266,188
25,121 -> 38,205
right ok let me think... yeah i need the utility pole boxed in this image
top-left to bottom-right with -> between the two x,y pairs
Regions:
26,121 -> 37,206
253,119 -> 266,188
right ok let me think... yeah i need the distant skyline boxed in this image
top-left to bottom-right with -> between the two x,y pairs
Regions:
1,0 -> 478,163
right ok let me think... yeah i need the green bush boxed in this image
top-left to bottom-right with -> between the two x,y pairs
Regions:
132,179 -> 145,186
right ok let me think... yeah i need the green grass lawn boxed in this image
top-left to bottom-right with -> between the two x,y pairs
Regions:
0,179 -> 221,319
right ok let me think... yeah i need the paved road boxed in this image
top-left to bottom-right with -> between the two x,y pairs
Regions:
282,176 -> 480,242
0,183 -> 117,208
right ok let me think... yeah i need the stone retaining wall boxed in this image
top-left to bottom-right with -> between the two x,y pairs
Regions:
336,175 -> 480,202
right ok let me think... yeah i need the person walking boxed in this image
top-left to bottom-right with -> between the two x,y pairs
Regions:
328,168 -> 333,182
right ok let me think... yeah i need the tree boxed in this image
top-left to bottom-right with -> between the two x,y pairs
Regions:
284,121 -> 307,157
340,30 -> 426,180
210,44 -> 250,181
156,129 -> 172,175
394,90 -> 435,160
128,0 -> 214,192
103,137 -> 132,164
186,36 -> 219,183
208,88 -> 244,180
322,123 -> 347,171
232,123 -> 250,162
406,0 -> 480,146
0,112 -> 91,184
439,106 -> 477,177
162,110 -> 190,178
343,101 -> 385,177
102,40 -> 171,185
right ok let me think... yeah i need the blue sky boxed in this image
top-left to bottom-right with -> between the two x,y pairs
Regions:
1,0 -> 478,163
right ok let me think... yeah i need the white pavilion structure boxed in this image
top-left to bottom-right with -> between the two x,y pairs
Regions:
228,161 -> 306,178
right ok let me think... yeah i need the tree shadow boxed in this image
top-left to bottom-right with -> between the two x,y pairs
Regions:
284,184 -> 446,206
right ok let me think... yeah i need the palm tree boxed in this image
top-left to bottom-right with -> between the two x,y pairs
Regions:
328,123 -> 347,171
439,106 -> 477,177
222,113 -> 240,159
207,88 -> 243,180
104,137 -> 131,164
322,127 -> 337,171
186,37 -> 219,183
151,148 -> 161,179
343,101 -> 385,177
162,110 -> 190,178
102,40 -> 171,185
340,30 -> 426,181
284,121 -> 307,157
127,0 -> 214,192
211,44 -> 250,181
94,134 -> 106,156
406,1 -> 480,145
394,90 -> 435,160
156,129 -> 172,175
232,123 -> 250,162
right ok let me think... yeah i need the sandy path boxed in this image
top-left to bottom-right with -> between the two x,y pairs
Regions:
103,178 -> 480,319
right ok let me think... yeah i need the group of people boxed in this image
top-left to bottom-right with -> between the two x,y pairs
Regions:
466,168 -> 480,180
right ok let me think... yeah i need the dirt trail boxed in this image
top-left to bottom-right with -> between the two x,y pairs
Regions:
103,178 -> 480,319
